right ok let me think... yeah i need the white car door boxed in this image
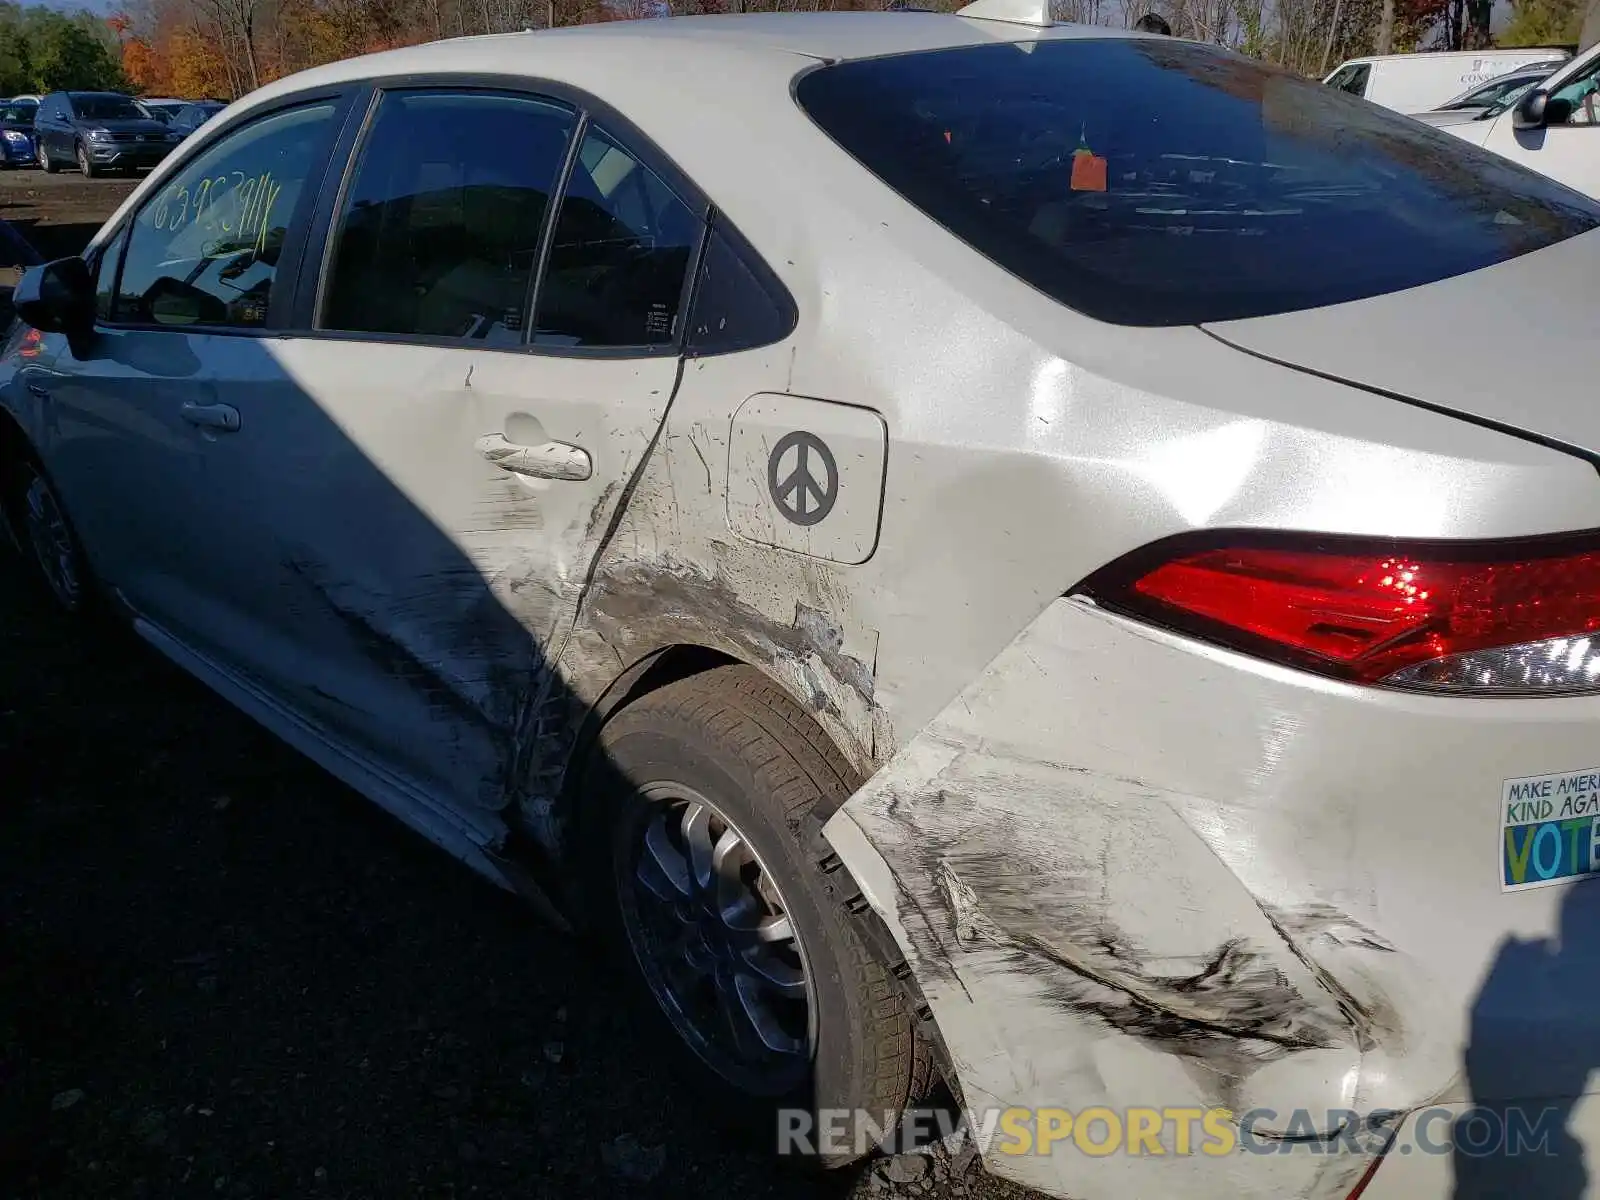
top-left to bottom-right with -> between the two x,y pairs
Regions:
1480,49 -> 1600,198
26,96 -> 351,635
194,86 -> 703,818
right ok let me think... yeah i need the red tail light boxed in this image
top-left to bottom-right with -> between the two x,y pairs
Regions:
1076,534 -> 1600,693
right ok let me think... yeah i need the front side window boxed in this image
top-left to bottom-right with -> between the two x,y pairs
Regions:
796,40 -> 1600,326
1326,64 -> 1370,96
111,102 -> 340,328
319,90 -> 577,345
532,125 -> 700,350
1549,57 -> 1600,126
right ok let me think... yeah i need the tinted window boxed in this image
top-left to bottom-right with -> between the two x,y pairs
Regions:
796,40 -> 1600,326
0,104 -> 35,125
1549,55 -> 1600,125
685,218 -> 795,355
72,95 -> 146,121
1334,63 -> 1371,96
320,90 -> 575,344
176,103 -> 221,131
111,102 -> 340,328
533,125 -> 700,349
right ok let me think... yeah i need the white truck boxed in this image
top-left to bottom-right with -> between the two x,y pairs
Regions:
1324,48 -> 1570,112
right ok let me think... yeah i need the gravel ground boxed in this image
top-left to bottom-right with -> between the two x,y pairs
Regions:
0,170 -> 1040,1200
0,169 -> 139,263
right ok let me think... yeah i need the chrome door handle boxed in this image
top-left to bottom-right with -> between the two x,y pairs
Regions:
180,401 -> 241,432
474,433 -> 591,481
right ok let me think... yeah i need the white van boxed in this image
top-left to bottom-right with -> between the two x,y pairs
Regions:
1441,38 -> 1600,198
1323,49 -> 1571,112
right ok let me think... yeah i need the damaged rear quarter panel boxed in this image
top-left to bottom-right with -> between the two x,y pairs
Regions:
543,179 -> 1598,1200
825,599 -> 1471,1200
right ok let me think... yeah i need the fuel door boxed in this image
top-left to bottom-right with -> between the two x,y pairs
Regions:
726,393 -> 887,565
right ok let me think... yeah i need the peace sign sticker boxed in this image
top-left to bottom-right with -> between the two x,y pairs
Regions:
767,431 -> 839,527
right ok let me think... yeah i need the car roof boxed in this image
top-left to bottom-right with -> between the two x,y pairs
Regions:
127,12 -> 1183,289
242,11 -> 1149,102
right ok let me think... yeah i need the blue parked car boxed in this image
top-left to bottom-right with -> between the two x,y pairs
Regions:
0,99 -> 39,168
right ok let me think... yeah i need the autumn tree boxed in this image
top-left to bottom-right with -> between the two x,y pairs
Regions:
1500,0 -> 1585,42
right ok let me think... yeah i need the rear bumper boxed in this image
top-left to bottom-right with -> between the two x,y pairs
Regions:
825,597 -> 1600,1200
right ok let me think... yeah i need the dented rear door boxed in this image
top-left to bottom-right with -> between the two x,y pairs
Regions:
186,92 -> 704,816
207,340 -> 684,813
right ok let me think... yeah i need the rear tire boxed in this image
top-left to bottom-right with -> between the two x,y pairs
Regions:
583,664 -> 929,1166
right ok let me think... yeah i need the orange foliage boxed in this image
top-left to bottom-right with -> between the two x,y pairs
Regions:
165,27 -> 230,98
121,36 -> 169,93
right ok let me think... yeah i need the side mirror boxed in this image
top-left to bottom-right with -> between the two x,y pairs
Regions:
12,256 -> 94,355
1514,89 -> 1550,130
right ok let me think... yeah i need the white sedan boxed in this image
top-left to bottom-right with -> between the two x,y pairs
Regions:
4,8 -> 1600,1200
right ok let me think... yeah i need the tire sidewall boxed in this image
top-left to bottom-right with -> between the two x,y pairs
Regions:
6,454 -> 91,615
583,700 -> 884,1156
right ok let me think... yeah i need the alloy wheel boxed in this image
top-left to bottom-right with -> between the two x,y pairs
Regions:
616,783 -> 814,1095
21,465 -> 82,610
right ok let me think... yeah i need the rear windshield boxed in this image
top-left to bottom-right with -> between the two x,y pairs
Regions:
795,40 -> 1600,326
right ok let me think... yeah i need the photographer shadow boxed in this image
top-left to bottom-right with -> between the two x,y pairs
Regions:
1455,878 -> 1600,1199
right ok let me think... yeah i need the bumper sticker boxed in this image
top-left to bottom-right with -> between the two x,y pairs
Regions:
1502,768 -> 1600,891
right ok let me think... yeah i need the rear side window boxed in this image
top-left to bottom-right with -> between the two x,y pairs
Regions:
796,41 -> 1600,326
320,90 -> 577,345
532,124 -> 700,350
685,217 -> 796,355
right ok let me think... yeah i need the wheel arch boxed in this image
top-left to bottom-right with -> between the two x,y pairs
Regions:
553,640 -> 954,1099
554,637 -> 874,846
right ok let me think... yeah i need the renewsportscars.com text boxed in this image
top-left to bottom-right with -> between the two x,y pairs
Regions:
777,1105 -> 1566,1160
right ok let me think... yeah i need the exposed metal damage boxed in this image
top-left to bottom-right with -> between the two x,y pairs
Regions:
282,554 -> 567,811
588,558 -> 874,713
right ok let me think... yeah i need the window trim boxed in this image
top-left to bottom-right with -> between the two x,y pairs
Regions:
684,206 -> 800,359
91,86 -> 360,339
304,83 -> 588,351
290,72 -> 716,361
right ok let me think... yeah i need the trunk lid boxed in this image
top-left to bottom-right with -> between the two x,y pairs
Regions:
1204,229 -> 1600,462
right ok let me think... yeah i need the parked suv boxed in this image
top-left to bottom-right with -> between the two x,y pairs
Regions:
33,91 -> 178,177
